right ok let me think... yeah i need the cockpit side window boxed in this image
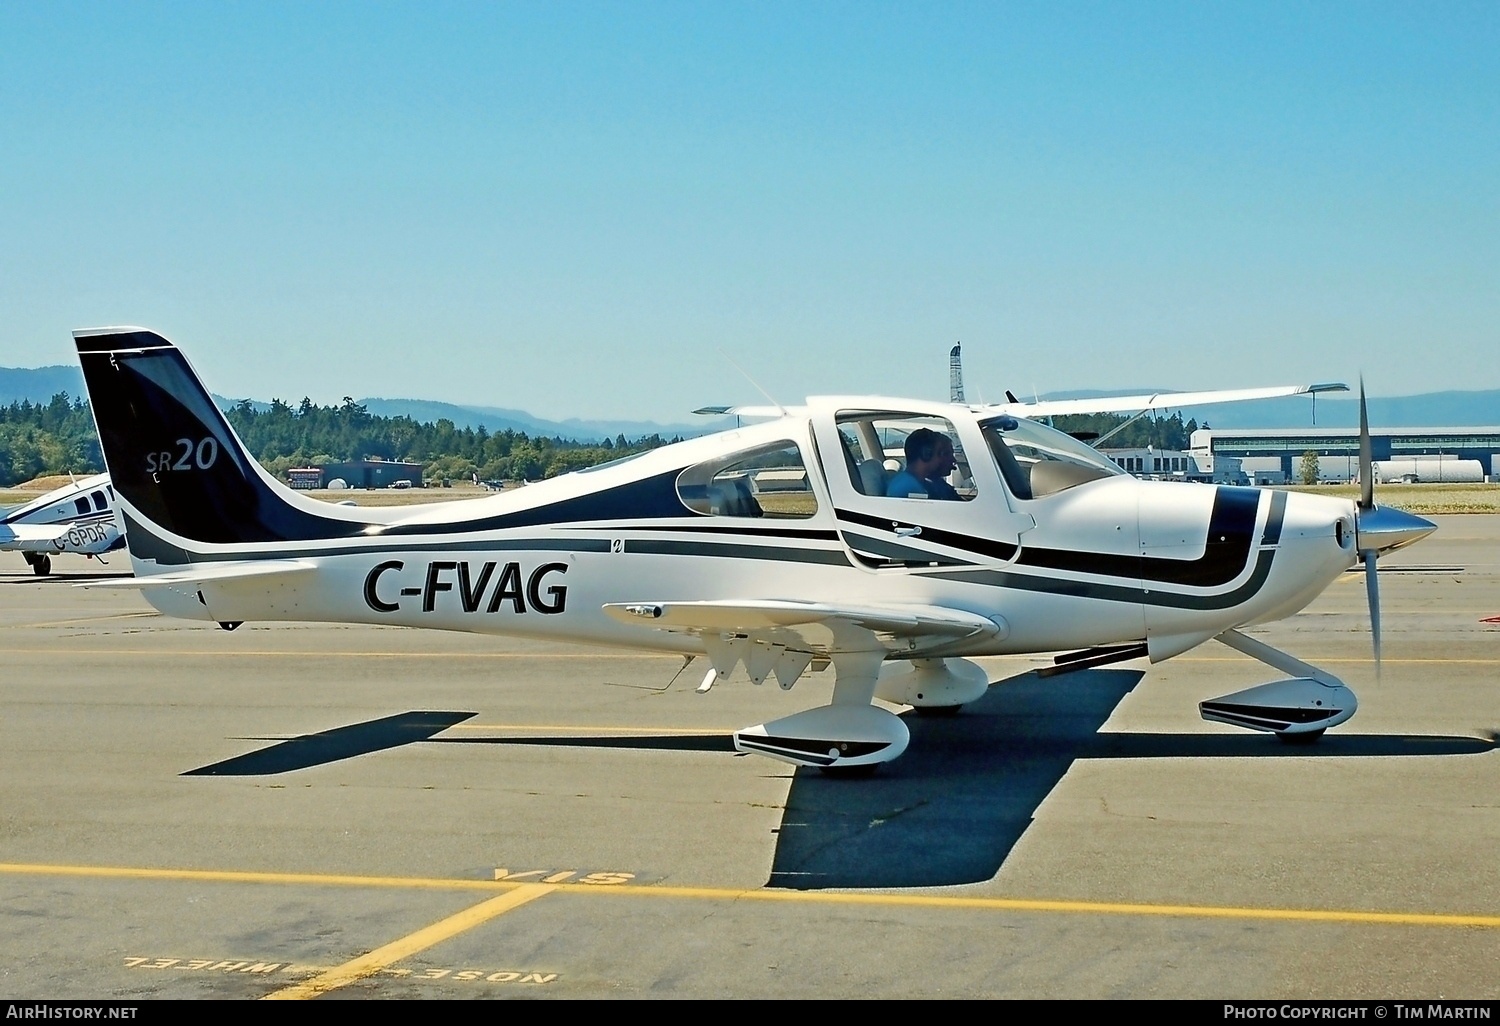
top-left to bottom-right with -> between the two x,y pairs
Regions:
74,497 -> 91,515
834,412 -> 976,501
91,490 -> 107,508
676,440 -> 818,519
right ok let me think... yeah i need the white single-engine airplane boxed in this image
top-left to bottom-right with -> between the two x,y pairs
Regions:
1,472 -> 123,575
75,328 -> 1435,772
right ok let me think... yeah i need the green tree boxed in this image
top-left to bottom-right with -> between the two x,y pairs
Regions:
1299,450 -> 1320,485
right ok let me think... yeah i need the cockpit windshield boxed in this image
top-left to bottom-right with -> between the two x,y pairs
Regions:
981,415 -> 1123,499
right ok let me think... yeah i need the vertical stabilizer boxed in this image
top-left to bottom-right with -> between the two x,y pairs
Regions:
73,328 -> 357,556
949,342 -> 965,404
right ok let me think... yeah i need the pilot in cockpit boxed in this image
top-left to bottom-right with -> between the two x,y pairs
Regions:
885,428 -> 960,500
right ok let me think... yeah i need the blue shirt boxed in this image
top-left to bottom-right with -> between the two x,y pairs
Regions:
886,469 -> 928,498
886,471 -> 960,500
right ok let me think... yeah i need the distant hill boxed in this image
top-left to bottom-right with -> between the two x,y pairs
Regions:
0,365 -> 84,405
2,364 -> 1494,436
0,365 -> 728,441
356,397 -> 730,442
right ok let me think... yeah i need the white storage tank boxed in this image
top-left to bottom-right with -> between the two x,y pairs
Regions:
1373,457 -> 1484,484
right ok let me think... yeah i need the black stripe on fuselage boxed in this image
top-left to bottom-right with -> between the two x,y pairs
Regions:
833,508 -> 1020,562
838,487 -> 1266,588
607,523 -> 841,541
1261,490 -> 1287,546
1016,486 -> 1262,586
622,538 -> 851,566
923,485 -> 1284,610
379,470 -> 696,536
934,546 -> 1276,611
842,532 -> 971,567
121,509 -> 850,569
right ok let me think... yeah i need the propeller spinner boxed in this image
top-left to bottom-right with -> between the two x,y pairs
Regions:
1353,378 -> 1438,675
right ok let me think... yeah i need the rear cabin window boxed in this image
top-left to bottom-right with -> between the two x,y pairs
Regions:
676,441 -> 818,519
74,497 -> 91,515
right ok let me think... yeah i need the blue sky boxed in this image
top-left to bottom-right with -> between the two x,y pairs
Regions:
2,2 -> 1496,421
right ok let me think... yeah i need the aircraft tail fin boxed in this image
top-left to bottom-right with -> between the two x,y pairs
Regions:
74,328 -> 353,557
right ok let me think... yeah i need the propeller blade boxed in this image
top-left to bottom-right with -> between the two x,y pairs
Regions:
1358,377 -> 1374,511
1364,548 -> 1381,679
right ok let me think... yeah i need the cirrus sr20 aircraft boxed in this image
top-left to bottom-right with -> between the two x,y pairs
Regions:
74,328 -> 1435,773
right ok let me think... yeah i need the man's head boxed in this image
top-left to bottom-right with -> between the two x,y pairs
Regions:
904,428 -> 956,479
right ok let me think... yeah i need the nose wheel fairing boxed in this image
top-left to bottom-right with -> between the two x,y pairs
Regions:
1199,678 -> 1357,735
1202,629 -> 1358,740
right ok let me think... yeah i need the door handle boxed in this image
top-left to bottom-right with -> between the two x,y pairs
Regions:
894,525 -> 922,537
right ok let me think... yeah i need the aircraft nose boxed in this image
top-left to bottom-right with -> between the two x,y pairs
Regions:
1355,504 -> 1437,555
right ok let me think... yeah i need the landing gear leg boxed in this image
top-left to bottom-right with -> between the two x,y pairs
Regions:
1200,630 -> 1357,740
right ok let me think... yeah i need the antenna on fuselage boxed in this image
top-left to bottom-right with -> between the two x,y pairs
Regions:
949,342 -> 965,403
718,350 -> 786,417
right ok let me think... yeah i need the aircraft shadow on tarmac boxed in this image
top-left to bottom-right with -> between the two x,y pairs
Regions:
184,711 -> 480,775
182,669 -> 1494,890
763,670 -> 1492,890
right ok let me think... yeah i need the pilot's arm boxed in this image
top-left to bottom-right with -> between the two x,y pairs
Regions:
925,478 -> 961,501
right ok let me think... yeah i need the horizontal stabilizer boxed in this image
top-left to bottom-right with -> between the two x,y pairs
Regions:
77,560 -> 318,590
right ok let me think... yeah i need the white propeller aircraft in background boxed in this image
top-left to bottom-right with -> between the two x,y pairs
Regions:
74,328 -> 1434,773
1,472 -> 123,575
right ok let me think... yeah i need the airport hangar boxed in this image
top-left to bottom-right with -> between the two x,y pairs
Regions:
1187,426 -> 1500,484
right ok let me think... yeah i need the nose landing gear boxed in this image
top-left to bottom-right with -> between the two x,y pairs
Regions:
1200,629 -> 1357,742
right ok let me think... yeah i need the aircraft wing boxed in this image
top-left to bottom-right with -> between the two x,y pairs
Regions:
998,382 -> 1347,418
604,598 -> 1001,687
692,405 -> 802,419
0,518 -> 119,555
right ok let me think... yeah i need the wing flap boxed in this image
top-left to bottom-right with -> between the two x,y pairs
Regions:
603,599 -> 1001,641
606,598 -> 1002,690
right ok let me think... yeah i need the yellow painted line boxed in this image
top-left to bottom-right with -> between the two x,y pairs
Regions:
262,885 -> 556,1000
0,648 -> 673,660
582,885 -> 1500,929
451,723 -> 728,735
0,862 -> 519,892
1174,657 -> 1500,665
3,862 -> 1498,931
11,612 -> 162,629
